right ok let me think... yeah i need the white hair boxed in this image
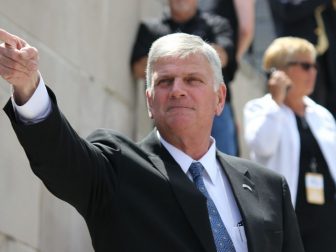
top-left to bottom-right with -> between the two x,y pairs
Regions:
146,33 -> 224,91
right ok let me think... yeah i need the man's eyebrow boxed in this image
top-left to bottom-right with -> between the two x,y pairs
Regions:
186,72 -> 201,76
155,73 -> 173,79
185,72 -> 206,79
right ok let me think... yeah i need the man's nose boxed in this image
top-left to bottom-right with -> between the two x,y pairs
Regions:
170,78 -> 186,98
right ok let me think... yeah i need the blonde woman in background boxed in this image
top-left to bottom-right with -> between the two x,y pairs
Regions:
244,37 -> 336,252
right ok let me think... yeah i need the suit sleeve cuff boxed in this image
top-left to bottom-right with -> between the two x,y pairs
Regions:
11,75 -> 52,124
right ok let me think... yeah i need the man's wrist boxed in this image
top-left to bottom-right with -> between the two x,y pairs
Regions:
12,74 -> 52,124
12,71 -> 40,105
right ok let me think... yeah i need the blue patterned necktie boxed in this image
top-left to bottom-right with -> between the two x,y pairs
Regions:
189,162 -> 236,252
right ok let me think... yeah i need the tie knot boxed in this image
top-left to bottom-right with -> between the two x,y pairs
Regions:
189,162 -> 204,181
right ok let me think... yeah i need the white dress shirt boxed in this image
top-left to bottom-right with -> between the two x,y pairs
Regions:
13,77 -> 248,252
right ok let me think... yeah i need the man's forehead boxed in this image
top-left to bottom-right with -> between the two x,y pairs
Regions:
153,53 -> 209,67
151,55 -> 215,86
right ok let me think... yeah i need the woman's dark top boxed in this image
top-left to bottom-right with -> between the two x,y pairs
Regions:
295,115 -> 336,252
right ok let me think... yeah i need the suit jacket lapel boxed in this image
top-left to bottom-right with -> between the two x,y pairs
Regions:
139,131 -> 217,252
217,153 -> 265,252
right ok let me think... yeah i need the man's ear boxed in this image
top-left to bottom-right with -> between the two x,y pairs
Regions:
145,89 -> 154,119
215,84 -> 226,116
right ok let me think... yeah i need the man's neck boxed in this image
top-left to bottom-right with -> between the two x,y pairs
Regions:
159,130 -> 212,160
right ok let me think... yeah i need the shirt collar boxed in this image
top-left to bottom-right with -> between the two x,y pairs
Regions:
157,131 -> 219,184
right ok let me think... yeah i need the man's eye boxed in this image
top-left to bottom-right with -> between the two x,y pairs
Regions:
157,79 -> 172,86
187,78 -> 202,85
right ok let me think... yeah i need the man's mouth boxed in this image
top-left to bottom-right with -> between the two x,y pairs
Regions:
167,105 -> 194,111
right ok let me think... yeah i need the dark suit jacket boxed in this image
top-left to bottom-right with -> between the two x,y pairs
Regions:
4,91 -> 304,252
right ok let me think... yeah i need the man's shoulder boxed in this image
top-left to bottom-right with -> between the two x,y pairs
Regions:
219,154 -> 291,197
218,152 -> 285,180
86,129 -> 135,149
86,129 -> 158,157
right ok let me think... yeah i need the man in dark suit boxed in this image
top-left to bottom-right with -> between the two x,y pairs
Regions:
0,29 -> 303,251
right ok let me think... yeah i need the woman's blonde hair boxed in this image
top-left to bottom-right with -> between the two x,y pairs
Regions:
263,37 -> 316,71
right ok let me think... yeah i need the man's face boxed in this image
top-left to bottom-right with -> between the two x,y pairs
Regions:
169,0 -> 198,15
146,53 -> 226,138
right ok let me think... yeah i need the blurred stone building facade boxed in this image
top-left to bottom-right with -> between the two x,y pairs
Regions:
0,0 -> 274,251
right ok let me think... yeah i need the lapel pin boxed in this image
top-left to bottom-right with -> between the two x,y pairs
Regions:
242,184 -> 253,192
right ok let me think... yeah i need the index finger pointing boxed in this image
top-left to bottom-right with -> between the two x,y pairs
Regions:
0,28 -> 21,49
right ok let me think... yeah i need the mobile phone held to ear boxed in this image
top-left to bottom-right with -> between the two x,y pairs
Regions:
265,68 -> 291,94
265,67 -> 277,80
